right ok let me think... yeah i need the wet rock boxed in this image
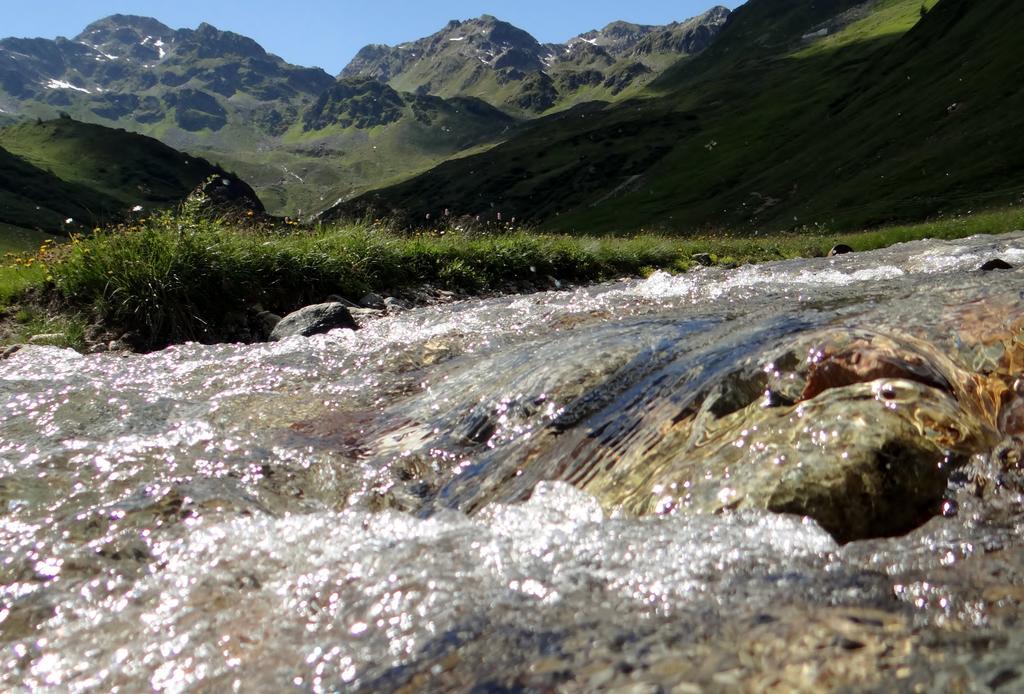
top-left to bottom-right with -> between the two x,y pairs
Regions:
28,333 -> 65,346
829,244 -> 854,256
348,307 -> 385,325
979,258 -> 1013,271
269,302 -> 357,341
360,292 -> 387,310
383,296 -> 410,312
324,294 -> 361,308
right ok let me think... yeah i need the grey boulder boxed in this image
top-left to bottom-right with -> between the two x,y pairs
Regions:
268,302 -> 357,341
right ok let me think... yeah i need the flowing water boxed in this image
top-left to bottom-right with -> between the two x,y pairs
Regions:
3,232 -> 1024,691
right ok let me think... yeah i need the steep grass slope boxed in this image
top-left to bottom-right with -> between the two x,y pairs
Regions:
0,117 -> 247,233
334,0 -> 1020,234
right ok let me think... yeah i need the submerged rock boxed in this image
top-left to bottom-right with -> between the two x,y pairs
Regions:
979,258 -> 1013,271
268,302 -> 357,341
365,253 -> 1024,544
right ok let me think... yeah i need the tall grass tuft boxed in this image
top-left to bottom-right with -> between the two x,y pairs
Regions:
39,205 -> 1024,349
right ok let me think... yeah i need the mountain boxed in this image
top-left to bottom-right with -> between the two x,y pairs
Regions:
340,8 -> 731,114
0,15 -> 527,216
0,15 -> 333,135
328,0 -> 1023,234
0,116 -> 257,233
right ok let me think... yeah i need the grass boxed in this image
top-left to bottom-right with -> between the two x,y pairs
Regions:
0,237 -> 87,351
0,223 -> 62,254
0,204 -> 1007,351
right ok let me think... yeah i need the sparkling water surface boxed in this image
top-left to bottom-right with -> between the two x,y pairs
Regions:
3,233 -> 1024,691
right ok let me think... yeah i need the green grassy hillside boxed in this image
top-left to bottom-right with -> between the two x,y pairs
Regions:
334,0 -> 1020,235
0,142 -> 124,232
0,117 -> 245,234
212,80 -> 518,216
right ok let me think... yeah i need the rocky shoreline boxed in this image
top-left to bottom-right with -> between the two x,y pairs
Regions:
1,274 -> 578,356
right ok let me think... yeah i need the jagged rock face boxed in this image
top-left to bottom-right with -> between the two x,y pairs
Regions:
302,76 -> 516,138
0,15 -> 334,133
577,6 -> 732,57
341,15 -> 549,84
303,78 -> 407,130
339,7 -> 731,114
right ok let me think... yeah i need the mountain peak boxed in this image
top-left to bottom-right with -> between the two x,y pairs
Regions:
77,15 -> 173,41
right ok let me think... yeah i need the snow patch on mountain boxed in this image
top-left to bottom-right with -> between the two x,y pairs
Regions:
44,79 -> 91,94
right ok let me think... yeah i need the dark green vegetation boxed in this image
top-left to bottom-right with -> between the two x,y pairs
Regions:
0,205 -> 1010,350
0,117 -> 248,232
335,0 -> 1024,234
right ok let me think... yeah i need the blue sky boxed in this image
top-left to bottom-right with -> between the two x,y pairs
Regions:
3,1 -> 742,74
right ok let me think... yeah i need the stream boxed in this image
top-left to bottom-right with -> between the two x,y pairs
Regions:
3,232 -> 1024,691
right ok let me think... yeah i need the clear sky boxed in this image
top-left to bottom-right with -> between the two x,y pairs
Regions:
3,1 -> 743,75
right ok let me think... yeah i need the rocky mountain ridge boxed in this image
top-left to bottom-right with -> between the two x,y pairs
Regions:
340,8 -> 730,113
0,15 -> 334,132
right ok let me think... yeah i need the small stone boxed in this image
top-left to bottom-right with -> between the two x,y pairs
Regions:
692,252 -> 714,266
979,258 -> 1013,271
269,302 -> 357,341
383,297 -> 409,312
28,333 -> 66,346
359,293 -> 386,310
828,244 -> 854,256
